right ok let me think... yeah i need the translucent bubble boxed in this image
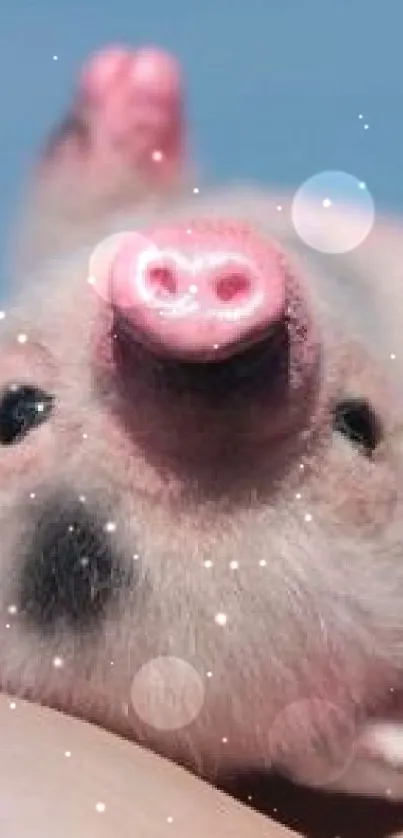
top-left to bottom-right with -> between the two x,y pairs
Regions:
87,231 -> 153,304
130,656 -> 205,731
268,698 -> 358,787
292,171 -> 375,254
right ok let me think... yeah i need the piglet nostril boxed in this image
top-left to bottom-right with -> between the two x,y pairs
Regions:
147,264 -> 177,298
214,271 -> 252,304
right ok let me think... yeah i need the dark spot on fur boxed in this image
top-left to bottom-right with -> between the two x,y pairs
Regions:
18,498 -> 134,634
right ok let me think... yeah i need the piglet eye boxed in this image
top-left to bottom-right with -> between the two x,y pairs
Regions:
0,384 -> 54,446
332,397 -> 383,456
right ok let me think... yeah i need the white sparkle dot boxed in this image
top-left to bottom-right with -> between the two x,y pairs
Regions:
189,284 -> 198,294
295,492 -> 302,500
229,560 -> 239,570
193,187 -> 200,194
213,343 -> 219,350
95,802 -> 106,813
79,495 -> 86,503
65,750 -> 71,758
87,275 -> 96,286
215,612 -> 227,626
82,433 -> 88,439
133,553 -> 139,560
304,513 -> 313,523
390,353 -> 396,360
276,205 -> 283,212
152,150 -> 163,162
222,737 -> 228,744
30,493 -> 36,499
53,656 -> 64,668
53,55 -> 58,61
105,521 -> 116,533
80,557 -> 89,567
364,124 -> 369,130
17,334 -> 27,344
322,198 -> 332,209
359,181 -> 366,190
259,559 -> 267,567
0,311 -> 5,320
186,229 -> 192,235
206,671 -> 213,678
5,624 -> 10,629
299,463 -> 305,470
204,560 -> 213,568
110,660 -> 114,666
7,604 -> 17,615
358,114 -> 363,119
9,702 -> 16,710
68,525 -> 74,532
167,816 -> 174,824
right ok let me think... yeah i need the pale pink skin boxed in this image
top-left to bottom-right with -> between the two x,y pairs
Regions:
3,43 -> 403,838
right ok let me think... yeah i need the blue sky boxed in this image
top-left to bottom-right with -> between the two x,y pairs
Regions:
0,0 -> 402,285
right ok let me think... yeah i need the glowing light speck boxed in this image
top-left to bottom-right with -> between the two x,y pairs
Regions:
229,560 -> 239,570
53,656 -> 64,668
215,613 -> 227,626
0,311 -> 5,320
95,802 -> 106,813
105,521 -> 117,533
17,334 -> 27,344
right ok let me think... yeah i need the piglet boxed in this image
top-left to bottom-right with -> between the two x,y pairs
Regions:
3,44 -> 403,811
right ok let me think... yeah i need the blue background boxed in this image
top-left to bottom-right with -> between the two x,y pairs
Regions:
0,0 -> 401,284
